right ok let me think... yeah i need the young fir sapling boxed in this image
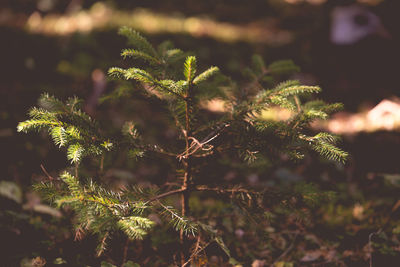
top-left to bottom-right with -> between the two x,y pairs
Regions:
17,27 -> 347,265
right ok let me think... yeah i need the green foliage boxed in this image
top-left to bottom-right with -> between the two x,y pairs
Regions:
158,202 -> 198,236
117,216 -> 154,240
193,66 -> 219,85
183,56 -> 197,82
275,84 -> 321,97
121,48 -> 161,65
268,59 -> 300,75
42,171 -> 157,255
118,26 -> 158,58
18,27 -> 348,265
17,93 -> 112,164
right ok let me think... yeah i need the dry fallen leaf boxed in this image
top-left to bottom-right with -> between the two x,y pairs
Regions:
300,250 -> 322,262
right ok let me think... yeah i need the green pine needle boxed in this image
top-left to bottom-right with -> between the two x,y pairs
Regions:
67,143 -> 84,163
50,126 -> 68,147
183,56 -> 197,82
193,66 -> 219,85
118,27 -> 158,57
121,49 -> 160,65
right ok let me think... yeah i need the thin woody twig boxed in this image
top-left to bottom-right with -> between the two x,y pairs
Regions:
192,150 -> 214,158
146,185 -> 257,204
182,238 -> 211,267
294,95 -> 302,113
183,233 -> 201,267
195,186 -> 255,195
177,123 -> 229,160
146,188 -> 186,203
40,164 -> 54,181
74,162 -> 79,178
97,232 -> 109,257
151,145 -> 178,157
177,137 -> 213,160
271,233 -> 298,267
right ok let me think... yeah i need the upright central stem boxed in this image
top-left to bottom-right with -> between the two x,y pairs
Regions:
180,86 -> 192,265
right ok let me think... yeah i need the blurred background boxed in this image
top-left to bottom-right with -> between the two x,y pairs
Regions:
1,0 -> 400,266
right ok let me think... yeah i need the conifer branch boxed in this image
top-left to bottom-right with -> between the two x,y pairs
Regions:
195,186 -> 256,195
121,49 -> 161,65
146,188 -> 186,203
118,26 -> 158,58
183,56 -> 197,82
157,201 -> 197,237
193,66 -> 219,85
108,67 -> 185,99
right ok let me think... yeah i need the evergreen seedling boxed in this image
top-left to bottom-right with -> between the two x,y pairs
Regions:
18,27 -> 347,266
